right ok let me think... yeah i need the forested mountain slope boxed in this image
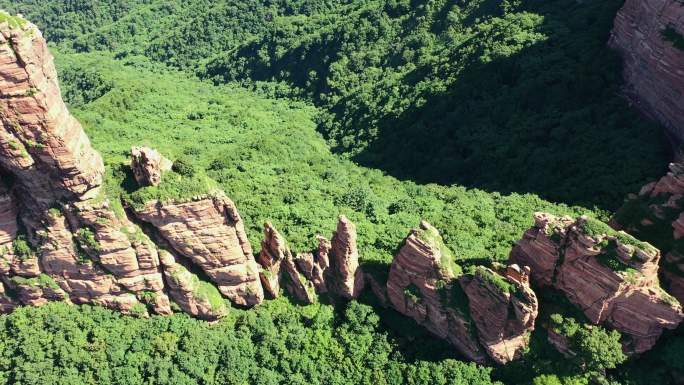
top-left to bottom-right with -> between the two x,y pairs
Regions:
1,0 -> 669,209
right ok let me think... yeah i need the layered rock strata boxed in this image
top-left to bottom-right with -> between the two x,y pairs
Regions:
329,216 -> 364,299
612,162 -> 684,304
160,250 -> 228,320
609,0 -> 684,143
0,15 -> 103,208
253,217 -> 362,304
0,15 -> 167,316
132,193 -> 264,307
386,221 -> 538,364
511,213 -> 683,354
257,222 -> 285,298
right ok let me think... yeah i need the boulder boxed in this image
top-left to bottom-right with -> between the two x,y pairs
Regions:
0,14 -> 103,209
130,146 -> 172,187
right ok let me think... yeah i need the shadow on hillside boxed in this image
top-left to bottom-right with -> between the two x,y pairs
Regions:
352,0 -> 670,211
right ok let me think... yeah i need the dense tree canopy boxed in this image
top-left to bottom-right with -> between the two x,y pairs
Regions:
0,300 -> 499,385
1,0 -> 669,209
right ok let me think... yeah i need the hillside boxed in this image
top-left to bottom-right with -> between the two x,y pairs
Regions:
0,2 -> 682,385
1,0 -> 670,209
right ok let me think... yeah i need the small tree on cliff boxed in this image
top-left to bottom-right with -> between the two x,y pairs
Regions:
573,325 -> 626,372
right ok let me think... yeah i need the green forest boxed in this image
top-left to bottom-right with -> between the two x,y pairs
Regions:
0,0 -> 680,384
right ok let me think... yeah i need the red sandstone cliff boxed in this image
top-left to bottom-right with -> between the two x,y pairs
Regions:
0,16 -> 170,315
132,193 -> 264,307
254,217 -> 362,303
1,11 -> 681,366
609,0 -> 684,142
612,162 -> 684,305
0,16 -> 103,207
386,221 -> 538,364
511,213 -> 683,354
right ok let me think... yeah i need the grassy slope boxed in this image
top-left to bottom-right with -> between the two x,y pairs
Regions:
55,51 -> 586,269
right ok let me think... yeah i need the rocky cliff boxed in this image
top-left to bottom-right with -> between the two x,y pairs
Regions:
0,15 -> 168,316
253,216 -> 362,304
1,12 -> 681,366
132,192 -> 265,307
609,0 -> 684,143
0,14 -> 367,316
511,213 -> 683,354
386,221 -> 538,364
612,162 -> 684,305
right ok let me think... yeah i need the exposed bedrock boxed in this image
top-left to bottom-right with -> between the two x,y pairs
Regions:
511,213 -> 683,354
0,16 -> 103,208
386,221 -> 538,364
132,193 -> 264,307
253,217 -> 362,304
609,0 -> 684,143
612,162 -> 684,305
0,16 -> 170,316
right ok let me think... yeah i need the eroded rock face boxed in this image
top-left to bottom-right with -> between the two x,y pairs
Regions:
0,16 -> 172,316
257,222 -> 285,298
386,221 -> 537,364
130,146 -> 172,187
0,16 -> 103,208
0,12 -> 266,314
254,219 -> 363,304
133,193 -> 264,307
609,0 -> 684,142
329,215 -> 364,299
612,162 -> 684,304
159,251 -> 228,320
512,213 -> 683,354
462,265 -> 537,364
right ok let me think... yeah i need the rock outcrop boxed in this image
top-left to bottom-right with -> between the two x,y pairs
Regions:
612,162 -> 684,304
511,213 -> 683,354
253,217 -> 363,304
159,251 -> 228,320
256,222 -> 316,303
328,215 -> 364,299
130,146 -> 172,187
386,221 -> 538,364
0,15 -> 170,316
132,193 -> 264,307
609,0 -> 684,143
0,10 -> 363,318
257,222 -> 285,298
0,14 -> 103,208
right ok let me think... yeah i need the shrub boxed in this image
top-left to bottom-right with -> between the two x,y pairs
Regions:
172,158 -> 196,177
13,235 -> 35,261
75,227 -> 100,251
403,284 -> 421,303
